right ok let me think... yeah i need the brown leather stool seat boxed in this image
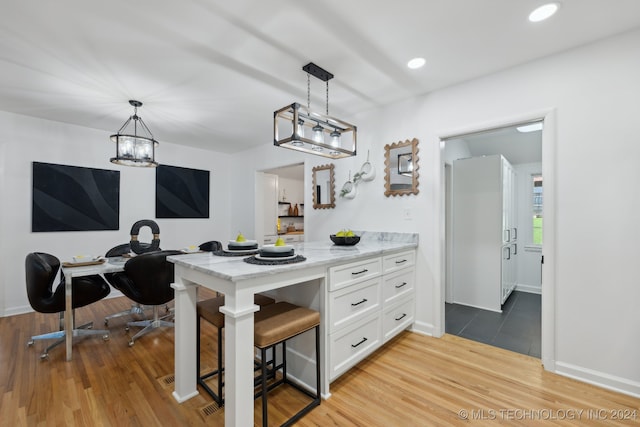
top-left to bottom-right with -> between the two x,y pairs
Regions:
253,302 -> 321,427
197,294 -> 275,405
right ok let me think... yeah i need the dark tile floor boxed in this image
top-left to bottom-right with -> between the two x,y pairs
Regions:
445,291 -> 541,358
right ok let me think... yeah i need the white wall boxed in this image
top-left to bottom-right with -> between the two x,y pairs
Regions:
0,111 -> 231,316
278,176 -> 304,208
232,28 -> 640,396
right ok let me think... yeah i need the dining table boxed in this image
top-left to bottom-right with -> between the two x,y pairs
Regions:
60,257 -> 126,361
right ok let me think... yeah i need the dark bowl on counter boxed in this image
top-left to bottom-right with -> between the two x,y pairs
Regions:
330,234 -> 361,246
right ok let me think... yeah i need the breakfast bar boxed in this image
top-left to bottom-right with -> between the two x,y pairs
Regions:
168,232 -> 418,427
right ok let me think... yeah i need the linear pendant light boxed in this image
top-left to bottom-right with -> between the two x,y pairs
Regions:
274,63 -> 357,159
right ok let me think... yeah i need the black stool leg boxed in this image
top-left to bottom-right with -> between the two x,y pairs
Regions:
314,325 -> 320,401
197,319 -> 224,406
217,325 -> 223,405
261,347 -> 268,427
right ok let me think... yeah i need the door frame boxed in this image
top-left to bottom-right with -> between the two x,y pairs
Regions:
436,108 -> 557,370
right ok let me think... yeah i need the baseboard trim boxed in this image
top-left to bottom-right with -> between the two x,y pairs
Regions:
554,361 -> 640,398
515,284 -> 541,294
2,304 -> 32,317
410,320 -> 436,337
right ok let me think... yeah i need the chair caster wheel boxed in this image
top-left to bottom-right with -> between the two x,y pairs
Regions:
40,353 -> 49,360
87,325 -> 93,329
125,326 -> 130,332
104,320 -> 109,326
27,340 -> 34,347
128,340 -> 135,347
102,334 -> 110,341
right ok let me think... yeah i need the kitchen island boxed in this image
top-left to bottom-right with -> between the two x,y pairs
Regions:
168,232 -> 418,427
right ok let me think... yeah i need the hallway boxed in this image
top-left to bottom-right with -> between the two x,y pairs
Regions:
445,291 -> 541,358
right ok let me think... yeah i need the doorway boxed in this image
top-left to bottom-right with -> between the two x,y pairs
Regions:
254,163 -> 305,245
441,119 -> 546,358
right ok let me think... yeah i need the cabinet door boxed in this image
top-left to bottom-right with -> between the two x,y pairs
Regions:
329,312 -> 381,381
383,297 -> 415,342
329,277 -> 381,333
329,257 -> 382,291
382,268 -> 414,305
282,234 -> 298,244
383,250 -> 415,274
262,173 -> 278,236
263,235 -> 278,244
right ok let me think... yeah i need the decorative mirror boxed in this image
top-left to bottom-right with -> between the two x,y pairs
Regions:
384,138 -> 419,197
312,163 -> 336,209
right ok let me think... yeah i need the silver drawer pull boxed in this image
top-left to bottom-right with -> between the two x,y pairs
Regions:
395,313 -> 407,321
395,259 -> 407,264
351,269 -> 368,275
395,282 -> 407,289
351,298 -> 368,307
351,337 -> 368,348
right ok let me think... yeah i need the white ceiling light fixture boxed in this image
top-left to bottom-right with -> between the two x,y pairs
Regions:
516,122 -> 544,133
274,63 -> 357,159
407,57 -> 426,69
529,2 -> 560,22
110,100 -> 159,167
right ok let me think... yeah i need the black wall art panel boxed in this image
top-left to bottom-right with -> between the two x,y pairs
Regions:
156,164 -> 210,218
32,162 -> 120,232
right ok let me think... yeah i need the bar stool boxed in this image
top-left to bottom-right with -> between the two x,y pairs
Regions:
197,294 -> 276,405
254,302 -> 321,427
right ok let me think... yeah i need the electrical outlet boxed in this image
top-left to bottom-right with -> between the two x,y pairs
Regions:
403,208 -> 412,220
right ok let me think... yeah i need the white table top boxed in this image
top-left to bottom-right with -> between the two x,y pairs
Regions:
167,239 -> 418,282
61,257 -> 127,277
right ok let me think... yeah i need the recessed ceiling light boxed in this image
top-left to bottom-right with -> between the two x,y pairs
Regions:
407,57 -> 426,69
516,122 -> 543,133
529,3 -> 560,22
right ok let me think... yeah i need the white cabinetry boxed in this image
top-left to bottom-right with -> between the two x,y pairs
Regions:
452,155 -> 517,312
259,173 -> 279,244
263,234 -> 303,244
327,250 -> 415,381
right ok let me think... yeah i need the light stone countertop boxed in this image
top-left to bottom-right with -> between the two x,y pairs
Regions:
168,232 -> 418,282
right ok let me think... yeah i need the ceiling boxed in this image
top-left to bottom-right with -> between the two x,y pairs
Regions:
447,122 -> 543,165
2,1 -> 640,154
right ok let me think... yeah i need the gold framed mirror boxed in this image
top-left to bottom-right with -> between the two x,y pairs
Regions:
384,138 -> 419,197
312,163 -> 336,209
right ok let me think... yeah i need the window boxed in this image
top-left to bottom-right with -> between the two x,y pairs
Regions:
532,174 -> 543,245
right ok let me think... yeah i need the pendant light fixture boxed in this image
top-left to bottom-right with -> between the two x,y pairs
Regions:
110,100 -> 159,167
274,63 -> 357,159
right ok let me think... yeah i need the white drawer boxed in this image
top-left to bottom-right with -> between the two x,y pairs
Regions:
329,312 -> 381,381
383,250 -> 415,274
329,277 -> 381,333
383,297 -> 415,342
382,268 -> 415,305
281,234 -> 299,243
329,257 -> 382,291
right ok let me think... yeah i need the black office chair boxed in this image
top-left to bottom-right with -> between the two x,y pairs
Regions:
106,250 -> 182,346
103,243 -> 151,326
25,252 -> 111,359
199,241 -> 222,252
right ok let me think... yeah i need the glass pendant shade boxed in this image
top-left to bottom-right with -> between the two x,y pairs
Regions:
110,100 -> 159,167
292,119 -> 305,146
312,123 -> 324,143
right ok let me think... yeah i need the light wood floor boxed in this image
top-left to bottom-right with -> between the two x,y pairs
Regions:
2,293 -> 639,426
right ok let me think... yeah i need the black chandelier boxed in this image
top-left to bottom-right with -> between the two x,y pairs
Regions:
274,63 -> 357,159
110,100 -> 159,167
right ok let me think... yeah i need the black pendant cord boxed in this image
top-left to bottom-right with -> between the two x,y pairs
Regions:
307,73 -> 311,111
326,81 -> 329,116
